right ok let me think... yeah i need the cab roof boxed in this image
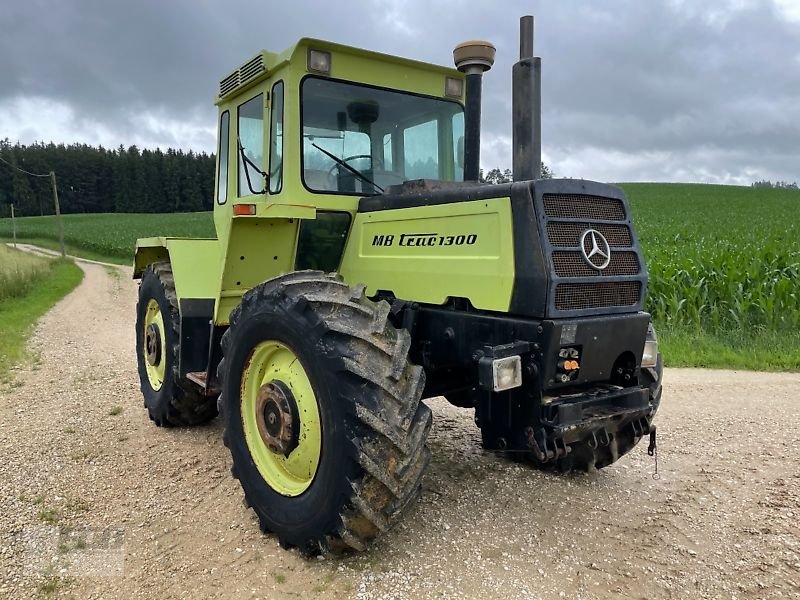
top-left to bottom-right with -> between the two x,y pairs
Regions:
215,37 -> 463,104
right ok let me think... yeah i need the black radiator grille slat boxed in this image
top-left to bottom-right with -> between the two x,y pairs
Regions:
543,193 -> 626,221
555,282 -> 641,311
552,251 -> 640,278
546,221 -> 632,248
539,189 -> 643,314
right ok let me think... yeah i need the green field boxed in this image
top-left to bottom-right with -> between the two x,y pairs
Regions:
0,212 -> 215,262
1,183 -> 798,370
623,183 -> 800,369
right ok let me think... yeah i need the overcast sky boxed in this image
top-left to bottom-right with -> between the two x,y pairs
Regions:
1,0 -> 798,184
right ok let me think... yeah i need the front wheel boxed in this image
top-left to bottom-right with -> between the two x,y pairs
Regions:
218,272 -> 431,554
135,262 -> 217,426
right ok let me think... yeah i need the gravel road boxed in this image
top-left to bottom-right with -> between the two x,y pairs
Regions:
0,259 -> 797,599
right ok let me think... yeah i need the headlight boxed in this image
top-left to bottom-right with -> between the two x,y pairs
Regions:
641,323 -> 659,368
492,355 -> 522,391
307,49 -> 331,74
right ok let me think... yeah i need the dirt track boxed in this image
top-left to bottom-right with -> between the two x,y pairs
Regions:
1,260 -> 798,599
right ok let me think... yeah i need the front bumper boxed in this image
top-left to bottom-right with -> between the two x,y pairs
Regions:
527,383 -> 655,462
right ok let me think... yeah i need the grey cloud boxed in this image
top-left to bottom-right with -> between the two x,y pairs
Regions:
531,1 -> 800,180
1,0 -> 798,183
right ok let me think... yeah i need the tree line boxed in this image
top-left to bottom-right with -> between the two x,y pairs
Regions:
0,140 -> 216,218
480,164 -> 553,184
751,180 -> 798,190
0,138 -> 558,219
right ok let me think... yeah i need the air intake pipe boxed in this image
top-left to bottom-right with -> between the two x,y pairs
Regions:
512,15 -> 542,181
453,40 -> 495,182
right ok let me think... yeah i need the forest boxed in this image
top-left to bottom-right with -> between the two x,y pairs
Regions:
0,140 -> 216,217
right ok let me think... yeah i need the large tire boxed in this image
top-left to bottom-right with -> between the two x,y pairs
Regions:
217,271 -> 431,554
135,262 -> 218,427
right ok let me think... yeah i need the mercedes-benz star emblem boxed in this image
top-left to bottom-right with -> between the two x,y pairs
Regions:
580,229 -> 611,270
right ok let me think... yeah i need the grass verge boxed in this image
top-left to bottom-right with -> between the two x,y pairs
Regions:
0,254 -> 84,382
659,325 -> 800,371
1,238 -> 130,265
0,244 -> 50,300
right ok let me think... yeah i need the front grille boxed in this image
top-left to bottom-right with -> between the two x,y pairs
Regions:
538,188 -> 645,315
543,193 -> 626,221
555,282 -> 641,311
546,221 -> 632,248
552,251 -> 640,278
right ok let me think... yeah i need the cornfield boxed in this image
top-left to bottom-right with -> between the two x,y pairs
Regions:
623,183 -> 800,336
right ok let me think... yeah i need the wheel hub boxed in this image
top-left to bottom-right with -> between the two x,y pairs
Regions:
255,380 -> 300,457
145,323 -> 162,366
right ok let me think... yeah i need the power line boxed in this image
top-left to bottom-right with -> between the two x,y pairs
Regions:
0,153 -> 51,178
0,151 -> 66,257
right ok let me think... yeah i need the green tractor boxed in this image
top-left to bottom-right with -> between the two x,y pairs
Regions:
133,16 -> 663,554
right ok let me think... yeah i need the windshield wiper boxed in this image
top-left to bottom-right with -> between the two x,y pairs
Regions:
237,137 -> 267,195
311,143 -> 383,194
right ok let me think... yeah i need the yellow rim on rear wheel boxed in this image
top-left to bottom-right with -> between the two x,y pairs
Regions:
241,341 -> 322,496
143,299 -> 167,391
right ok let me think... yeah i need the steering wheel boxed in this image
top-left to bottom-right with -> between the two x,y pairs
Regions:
326,154 -> 383,178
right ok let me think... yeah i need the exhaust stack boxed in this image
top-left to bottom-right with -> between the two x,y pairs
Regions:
512,15 -> 542,181
453,40 -> 495,181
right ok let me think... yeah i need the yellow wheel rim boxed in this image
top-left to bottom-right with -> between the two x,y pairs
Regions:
241,341 -> 322,496
143,299 -> 167,391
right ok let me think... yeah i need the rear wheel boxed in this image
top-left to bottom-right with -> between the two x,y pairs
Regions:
218,271 -> 431,554
135,262 -> 218,426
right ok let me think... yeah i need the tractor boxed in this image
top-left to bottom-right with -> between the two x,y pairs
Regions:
133,16 -> 663,554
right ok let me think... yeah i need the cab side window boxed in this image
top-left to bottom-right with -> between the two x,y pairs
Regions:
295,212 -> 352,272
269,81 -> 284,193
238,93 -> 264,196
216,111 -> 230,204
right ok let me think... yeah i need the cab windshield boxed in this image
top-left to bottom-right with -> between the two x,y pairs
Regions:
302,77 -> 464,195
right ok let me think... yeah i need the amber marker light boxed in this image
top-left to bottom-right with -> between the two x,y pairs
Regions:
233,204 -> 256,216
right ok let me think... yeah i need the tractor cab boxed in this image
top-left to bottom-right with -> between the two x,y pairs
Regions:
200,38 -> 485,321
214,39 -> 468,221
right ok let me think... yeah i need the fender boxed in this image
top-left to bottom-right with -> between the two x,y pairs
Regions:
134,237 -> 221,379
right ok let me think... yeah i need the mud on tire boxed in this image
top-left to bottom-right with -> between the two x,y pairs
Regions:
135,262 -> 218,427
217,271 -> 431,554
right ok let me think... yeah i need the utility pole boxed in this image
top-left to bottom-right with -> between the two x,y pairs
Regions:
50,171 -> 66,258
11,204 -> 17,248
